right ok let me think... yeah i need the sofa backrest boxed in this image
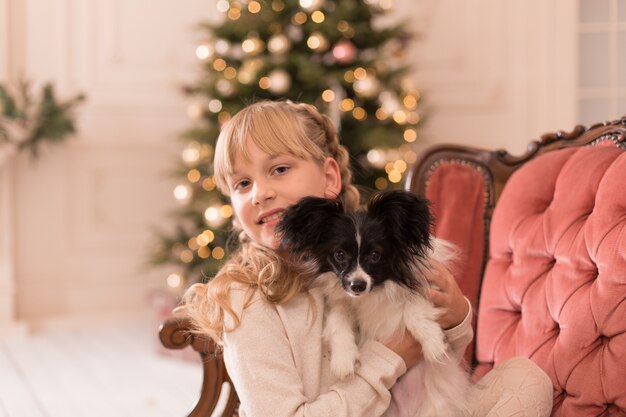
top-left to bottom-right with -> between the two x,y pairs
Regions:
475,145 -> 626,416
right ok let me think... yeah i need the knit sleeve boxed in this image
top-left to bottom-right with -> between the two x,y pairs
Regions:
222,290 -> 406,417
443,297 -> 474,360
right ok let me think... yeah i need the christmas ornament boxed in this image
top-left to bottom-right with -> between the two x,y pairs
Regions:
332,40 -> 357,64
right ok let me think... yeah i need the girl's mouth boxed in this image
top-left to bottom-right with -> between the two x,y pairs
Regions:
259,210 -> 283,225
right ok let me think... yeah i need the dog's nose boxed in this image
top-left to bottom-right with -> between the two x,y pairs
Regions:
349,280 -> 367,294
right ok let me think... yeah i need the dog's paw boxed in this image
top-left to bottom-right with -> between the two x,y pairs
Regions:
330,346 -> 360,379
421,339 -> 449,364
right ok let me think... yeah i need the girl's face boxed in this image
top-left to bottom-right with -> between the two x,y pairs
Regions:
226,138 -> 341,249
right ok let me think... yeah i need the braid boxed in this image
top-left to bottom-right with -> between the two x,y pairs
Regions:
289,102 -> 361,210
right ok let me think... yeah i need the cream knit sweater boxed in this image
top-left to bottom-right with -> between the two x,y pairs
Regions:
222,286 -> 473,417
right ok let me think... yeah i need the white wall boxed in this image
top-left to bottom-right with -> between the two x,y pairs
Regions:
1,0 -> 580,326
390,0 -> 578,156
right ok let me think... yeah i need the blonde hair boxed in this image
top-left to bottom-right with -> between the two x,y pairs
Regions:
182,100 -> 360,343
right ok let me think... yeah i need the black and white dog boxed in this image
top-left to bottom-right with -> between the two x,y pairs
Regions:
277,190 -> 470,417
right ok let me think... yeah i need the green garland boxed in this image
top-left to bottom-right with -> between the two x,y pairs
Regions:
0,80 -> 85,159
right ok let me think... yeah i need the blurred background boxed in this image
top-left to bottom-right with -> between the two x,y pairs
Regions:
0,0 -> 625,415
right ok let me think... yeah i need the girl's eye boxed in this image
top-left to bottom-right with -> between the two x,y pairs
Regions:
273,165 -> 289,175
334,250 -> 347,262
233,179 -> 251,190
368,250 -> 381,263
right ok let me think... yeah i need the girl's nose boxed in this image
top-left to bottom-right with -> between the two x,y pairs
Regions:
251,181 -> 276,205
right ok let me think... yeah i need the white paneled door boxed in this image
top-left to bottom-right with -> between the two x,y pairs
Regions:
3,0 -> 214,324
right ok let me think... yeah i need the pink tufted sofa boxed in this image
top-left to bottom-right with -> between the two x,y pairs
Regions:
407,115 -> 626,416
160,115 -> 626,417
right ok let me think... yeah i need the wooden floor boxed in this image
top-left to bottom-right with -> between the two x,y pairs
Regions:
0,315 -> 202,417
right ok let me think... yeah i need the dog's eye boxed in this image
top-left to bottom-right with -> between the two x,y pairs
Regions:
334,250 -> 347,262
368,250 -> 381,263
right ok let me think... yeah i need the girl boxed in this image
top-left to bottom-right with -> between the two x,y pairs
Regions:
182,100 -> 553,417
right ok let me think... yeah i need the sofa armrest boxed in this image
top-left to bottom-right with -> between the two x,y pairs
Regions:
159,316 -> 239,417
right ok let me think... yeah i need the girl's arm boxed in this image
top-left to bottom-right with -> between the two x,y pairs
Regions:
428,260 -> 474,358
222,290 -> 406,417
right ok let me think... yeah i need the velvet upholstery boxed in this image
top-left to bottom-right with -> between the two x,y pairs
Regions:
424,162 -> 488,362
425,162 -> 487,314
475,146 -> 626,416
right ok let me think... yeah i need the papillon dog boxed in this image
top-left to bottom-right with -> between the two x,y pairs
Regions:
277,190 -> 471,417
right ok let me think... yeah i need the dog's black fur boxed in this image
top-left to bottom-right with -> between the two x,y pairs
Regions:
277,190 -> 433,294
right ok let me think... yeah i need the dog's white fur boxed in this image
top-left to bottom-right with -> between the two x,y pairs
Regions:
317,239 -> 471,417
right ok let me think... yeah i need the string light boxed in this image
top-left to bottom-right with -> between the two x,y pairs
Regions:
214,39 -> 230,55
188,237 -> 200,250
205,206 -> 220,222
224,67 -> 237,79
259,76 -> 271,89
180,250 -> 194,263
340,98 -> 355,111
219,204 -> 234,218
196,44 -> 214,60
367,149 -> 386,167
352,107 -> 367,120
272,0 -> 285,11
213,58 -> 227,71
375,108 -> 388,120
227,6 -> 241,20
202,176 -> 216,191
174,184 -> 191,202
248,1 -> 262,13
292,12 -> 307,25
182,142 -> 201,164
212,247 -> 225,260
392,110 -> 407,124
216,0 -> 230,13
403,95 -> 418,109
375,177 -> 388,190
217,111 -> 231,124
403,128 -> 417,142
353,67 -> 367,80
202,229 -> 215,242
208,99 -> 223,113
407,112 -> 420,124
321,89 -> 335,102
311,11 -> 325,23
187,169 -> 201,183
167,273 -> 183,289
186,102 -> 204,120
307,32 -> 328,51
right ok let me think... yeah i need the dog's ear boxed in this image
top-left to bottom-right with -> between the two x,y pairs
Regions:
276,196 -> 344,253
367,190 -> 432,257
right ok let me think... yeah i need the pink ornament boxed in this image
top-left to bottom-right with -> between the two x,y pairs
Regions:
332,40 -> 357,64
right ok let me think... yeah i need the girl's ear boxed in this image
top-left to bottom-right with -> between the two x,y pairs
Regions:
323,157 -> 342,199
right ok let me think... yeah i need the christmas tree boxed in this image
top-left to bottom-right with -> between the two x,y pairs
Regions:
151,0 -> 422,288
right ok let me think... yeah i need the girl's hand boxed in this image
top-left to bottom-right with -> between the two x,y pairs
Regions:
384,332 -> 423,369
427,260 -> 469,330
